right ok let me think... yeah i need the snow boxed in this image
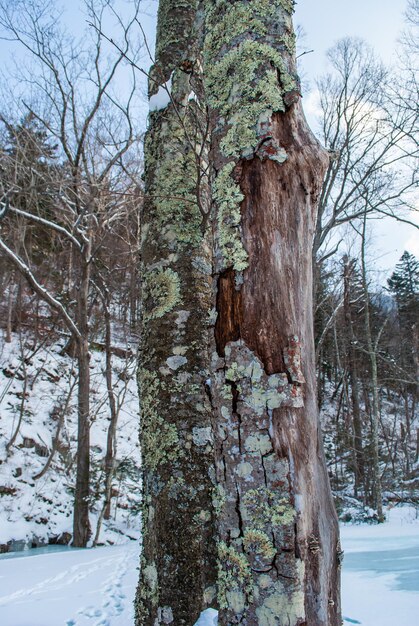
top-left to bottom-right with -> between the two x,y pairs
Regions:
341,505 -> 419,626
0,331 -> 141,549
148,75 -> 172,112
193,608 -> 218,626
0,542 -> 140,626
0,334 -> 417,626
0,505 -> 416,626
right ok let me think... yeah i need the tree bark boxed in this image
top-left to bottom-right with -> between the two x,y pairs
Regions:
204,1 -> 341,624
137,1 -> 341,624
94,295 -> 119,545
135,1 -> 216,623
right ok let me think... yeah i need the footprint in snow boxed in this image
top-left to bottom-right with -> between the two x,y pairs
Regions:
78,606 -> 102,618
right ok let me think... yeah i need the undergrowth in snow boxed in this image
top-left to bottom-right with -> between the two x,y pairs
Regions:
0,331 -> 141,549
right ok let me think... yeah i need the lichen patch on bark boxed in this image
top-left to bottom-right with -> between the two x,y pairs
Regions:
210,339 -> 306,623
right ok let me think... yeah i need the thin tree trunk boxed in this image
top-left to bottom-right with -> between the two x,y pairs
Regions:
6,335 -> 28,453
343,258 -> 365,499
135,1 -> 216,623
94,298 -> 119,545
360,213 -> 383,522
102,301 -> 118,521
33,377 -> 77,480
204,2 -> 341,624
5,273 -> 15,343
403,393 -> 411,477
73,249 -> 92,547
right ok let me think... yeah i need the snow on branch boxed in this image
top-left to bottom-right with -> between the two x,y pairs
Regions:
3,202 -> 82,249
0,237 -> 81,340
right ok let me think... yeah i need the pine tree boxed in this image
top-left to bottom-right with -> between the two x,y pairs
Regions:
388,251 -> 419,381
388,251 -> 419,325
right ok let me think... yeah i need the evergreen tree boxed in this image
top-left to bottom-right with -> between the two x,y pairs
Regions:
0,112 -> 59,256
388,251 -> 419,323
388,251 -> 419,383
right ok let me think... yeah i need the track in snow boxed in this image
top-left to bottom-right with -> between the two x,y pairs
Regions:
0,542 -> 139,626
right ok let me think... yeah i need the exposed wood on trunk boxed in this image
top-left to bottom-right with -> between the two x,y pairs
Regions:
204,1 -> 341,624
214,268 -> 242,355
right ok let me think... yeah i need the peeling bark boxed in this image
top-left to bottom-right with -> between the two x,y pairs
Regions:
204,1 -> 341,624
138,1 -> 341,624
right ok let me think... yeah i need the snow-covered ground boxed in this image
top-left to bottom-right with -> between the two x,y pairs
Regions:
0,505 -> 417,626
0,542 -> 140,626
0,331 -> 141,549
341,505 -> 419,626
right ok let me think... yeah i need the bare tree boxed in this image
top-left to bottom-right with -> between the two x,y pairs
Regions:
313,38 -> 418,295
0,0 -> 142,547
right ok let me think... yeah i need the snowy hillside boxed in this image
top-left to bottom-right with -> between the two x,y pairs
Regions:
0,331 -> 141,551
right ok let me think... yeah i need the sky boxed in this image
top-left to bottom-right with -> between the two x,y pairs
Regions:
295,0 -> 406,72
294,0 -> 418,278
118,0 -> 419,278
282,0 -> 417,278
0,0 -> 417,278
106,0 -> 419,277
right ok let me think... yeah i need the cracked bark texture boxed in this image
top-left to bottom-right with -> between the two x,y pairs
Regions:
134,1 -> 216,624
205,1 -> 341,624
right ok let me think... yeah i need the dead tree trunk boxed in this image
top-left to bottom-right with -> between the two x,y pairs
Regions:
135,1 -> 216,623
204,1 -> 341,624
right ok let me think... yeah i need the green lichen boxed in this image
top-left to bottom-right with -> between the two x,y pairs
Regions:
225,354 -> 287,415
242,488 -> 295,530
206,40 -> 295,159
213,162 -> 248,271
225,360 -> 246,382
143,562 -> 159,596
139,368 -> 179,469
255,564 -> 305,626
212,484 -> 226,516
205,0 -> 296,67
244,432 -> 273,455
143,268 -> 181,320
144,119 -> 203,248
217,542 -> 253,610
137,556 -> 160,613
236,461 -> 253,478
154,0 -> 198,69
243,529 -> 276,561
204,0 -> 297,271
